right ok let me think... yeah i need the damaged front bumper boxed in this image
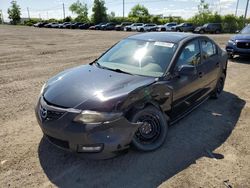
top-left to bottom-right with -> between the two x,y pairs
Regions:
35,97 -> 140,159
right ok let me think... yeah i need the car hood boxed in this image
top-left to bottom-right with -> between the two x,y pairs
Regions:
231,34 -> 250,41
43,65 -> 156,108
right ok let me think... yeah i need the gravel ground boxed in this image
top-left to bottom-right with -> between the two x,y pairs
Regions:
0,25 -> 249,188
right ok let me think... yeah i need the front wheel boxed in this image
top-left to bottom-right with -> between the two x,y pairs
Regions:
130,106 -> 168,151
211,73 -> 225,99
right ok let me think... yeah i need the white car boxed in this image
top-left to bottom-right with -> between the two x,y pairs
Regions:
124,23 -> 144,31
157,23 -> 177,31
137,24 -> 158,32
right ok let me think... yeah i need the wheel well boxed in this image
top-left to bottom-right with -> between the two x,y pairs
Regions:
124,102 -> 169,121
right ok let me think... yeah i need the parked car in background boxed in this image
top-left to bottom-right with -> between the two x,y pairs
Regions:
157,22 -> 177,31
101,22 -> 116,30
90,23 -> 106,30
115,22 -> 132,31
71,22 -> 84,29
124,23 -> 144,31
63,22 -> 73,29
171,23 -> 195,32
35,32 -> 227,159
33,22 -> 48,28
194,23 -> 222,34
79,23 -> 93,29
137,23 -> 158,32
58,22 -> 70,29
44,22 -> 59,28
226,24 -> 250,59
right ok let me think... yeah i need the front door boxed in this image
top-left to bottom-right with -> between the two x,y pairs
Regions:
168,39 -> 203,120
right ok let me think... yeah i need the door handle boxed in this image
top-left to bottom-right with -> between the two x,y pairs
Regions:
198,72 -> 203,78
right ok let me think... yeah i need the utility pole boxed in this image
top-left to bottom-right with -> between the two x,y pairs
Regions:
63,3 -> 65,20
27,7 -> 30,19
123,0 -> 125,19
244,0 -> 249,25
235,0 -> 239,16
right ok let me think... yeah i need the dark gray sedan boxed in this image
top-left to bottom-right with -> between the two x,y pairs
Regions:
35,32 -> 228,159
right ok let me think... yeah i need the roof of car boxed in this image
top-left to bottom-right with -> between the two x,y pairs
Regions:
128,32 -> 196,43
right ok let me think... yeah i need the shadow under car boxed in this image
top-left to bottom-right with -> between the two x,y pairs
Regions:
38,91 -> 245,188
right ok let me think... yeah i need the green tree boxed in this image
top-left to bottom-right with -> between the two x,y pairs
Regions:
69,0 -> 89,22
223,14 -> 238,33
91,0 -> 107,24
63,16 -> 73,22
8,1 -> 21,25
0,11 -> 2,24
128,4 -> 149,18
107,11 -> 115,21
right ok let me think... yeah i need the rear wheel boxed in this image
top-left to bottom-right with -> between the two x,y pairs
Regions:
211,73 -> 225,99
215,30 -> 220,34
130,106 -> 168,151
199,29 -> 205,34
228,53 -> 234,59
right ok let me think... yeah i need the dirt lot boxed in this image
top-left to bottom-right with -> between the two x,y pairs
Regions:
0,25 -> 249,188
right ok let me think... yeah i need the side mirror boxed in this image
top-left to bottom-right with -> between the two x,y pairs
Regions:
178,64 -> 197,76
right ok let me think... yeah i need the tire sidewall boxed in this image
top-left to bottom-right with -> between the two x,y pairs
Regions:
130,106 -> 168,151
212,73 -> 226,98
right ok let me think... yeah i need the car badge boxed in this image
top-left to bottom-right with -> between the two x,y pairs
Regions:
40,106 -> 47,119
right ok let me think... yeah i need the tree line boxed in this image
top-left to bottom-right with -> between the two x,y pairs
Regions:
4,0 -> 250,33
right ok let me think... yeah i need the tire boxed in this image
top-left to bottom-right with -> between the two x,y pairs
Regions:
161,28 -> 166,31
228,53 -> 234,59
199,29 -> 205,34
215,30 -> 220,34
211,73 -> 225,99
140,28 -> 144,32
130,106 -> 168,151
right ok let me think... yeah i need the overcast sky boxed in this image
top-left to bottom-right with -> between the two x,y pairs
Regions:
0,0 -> 249,21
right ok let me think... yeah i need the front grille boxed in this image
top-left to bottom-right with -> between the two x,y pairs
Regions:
237,42 -> 250,49
46,110 -> 64,121
46,135 -> 69,149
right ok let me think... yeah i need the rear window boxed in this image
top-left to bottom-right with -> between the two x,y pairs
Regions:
201,40 -> 217,59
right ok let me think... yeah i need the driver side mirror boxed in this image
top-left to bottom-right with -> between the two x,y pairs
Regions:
178,64 -> 197,76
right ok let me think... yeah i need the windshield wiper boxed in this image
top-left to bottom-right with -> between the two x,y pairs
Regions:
91,60 -> 132,75
111,68 -> 132,75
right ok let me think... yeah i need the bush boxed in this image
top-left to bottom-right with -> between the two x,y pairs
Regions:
23,18 -> 41,26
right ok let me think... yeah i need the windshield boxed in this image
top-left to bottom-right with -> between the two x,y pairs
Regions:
241,25 -> 250,34
97,39 -> 177,77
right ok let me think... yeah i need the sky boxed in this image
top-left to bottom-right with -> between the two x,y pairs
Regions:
0,0 -> 249,21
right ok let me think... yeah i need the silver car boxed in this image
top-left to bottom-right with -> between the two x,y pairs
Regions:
124,23 -> 144,31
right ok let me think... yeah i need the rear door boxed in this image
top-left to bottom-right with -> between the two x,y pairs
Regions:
195,38 -> 221,98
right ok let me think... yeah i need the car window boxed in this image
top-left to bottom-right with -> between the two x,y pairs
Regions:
201,40 -> 216,59
241,25 -> 250,34
98,39 -> 178,77
175,40 -> 201,69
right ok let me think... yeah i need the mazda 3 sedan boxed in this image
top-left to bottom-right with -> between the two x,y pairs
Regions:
35,32 -> 228,159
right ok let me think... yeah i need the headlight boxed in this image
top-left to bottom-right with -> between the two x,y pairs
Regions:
73,110 -> 123,124
228,39 -> 236,45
